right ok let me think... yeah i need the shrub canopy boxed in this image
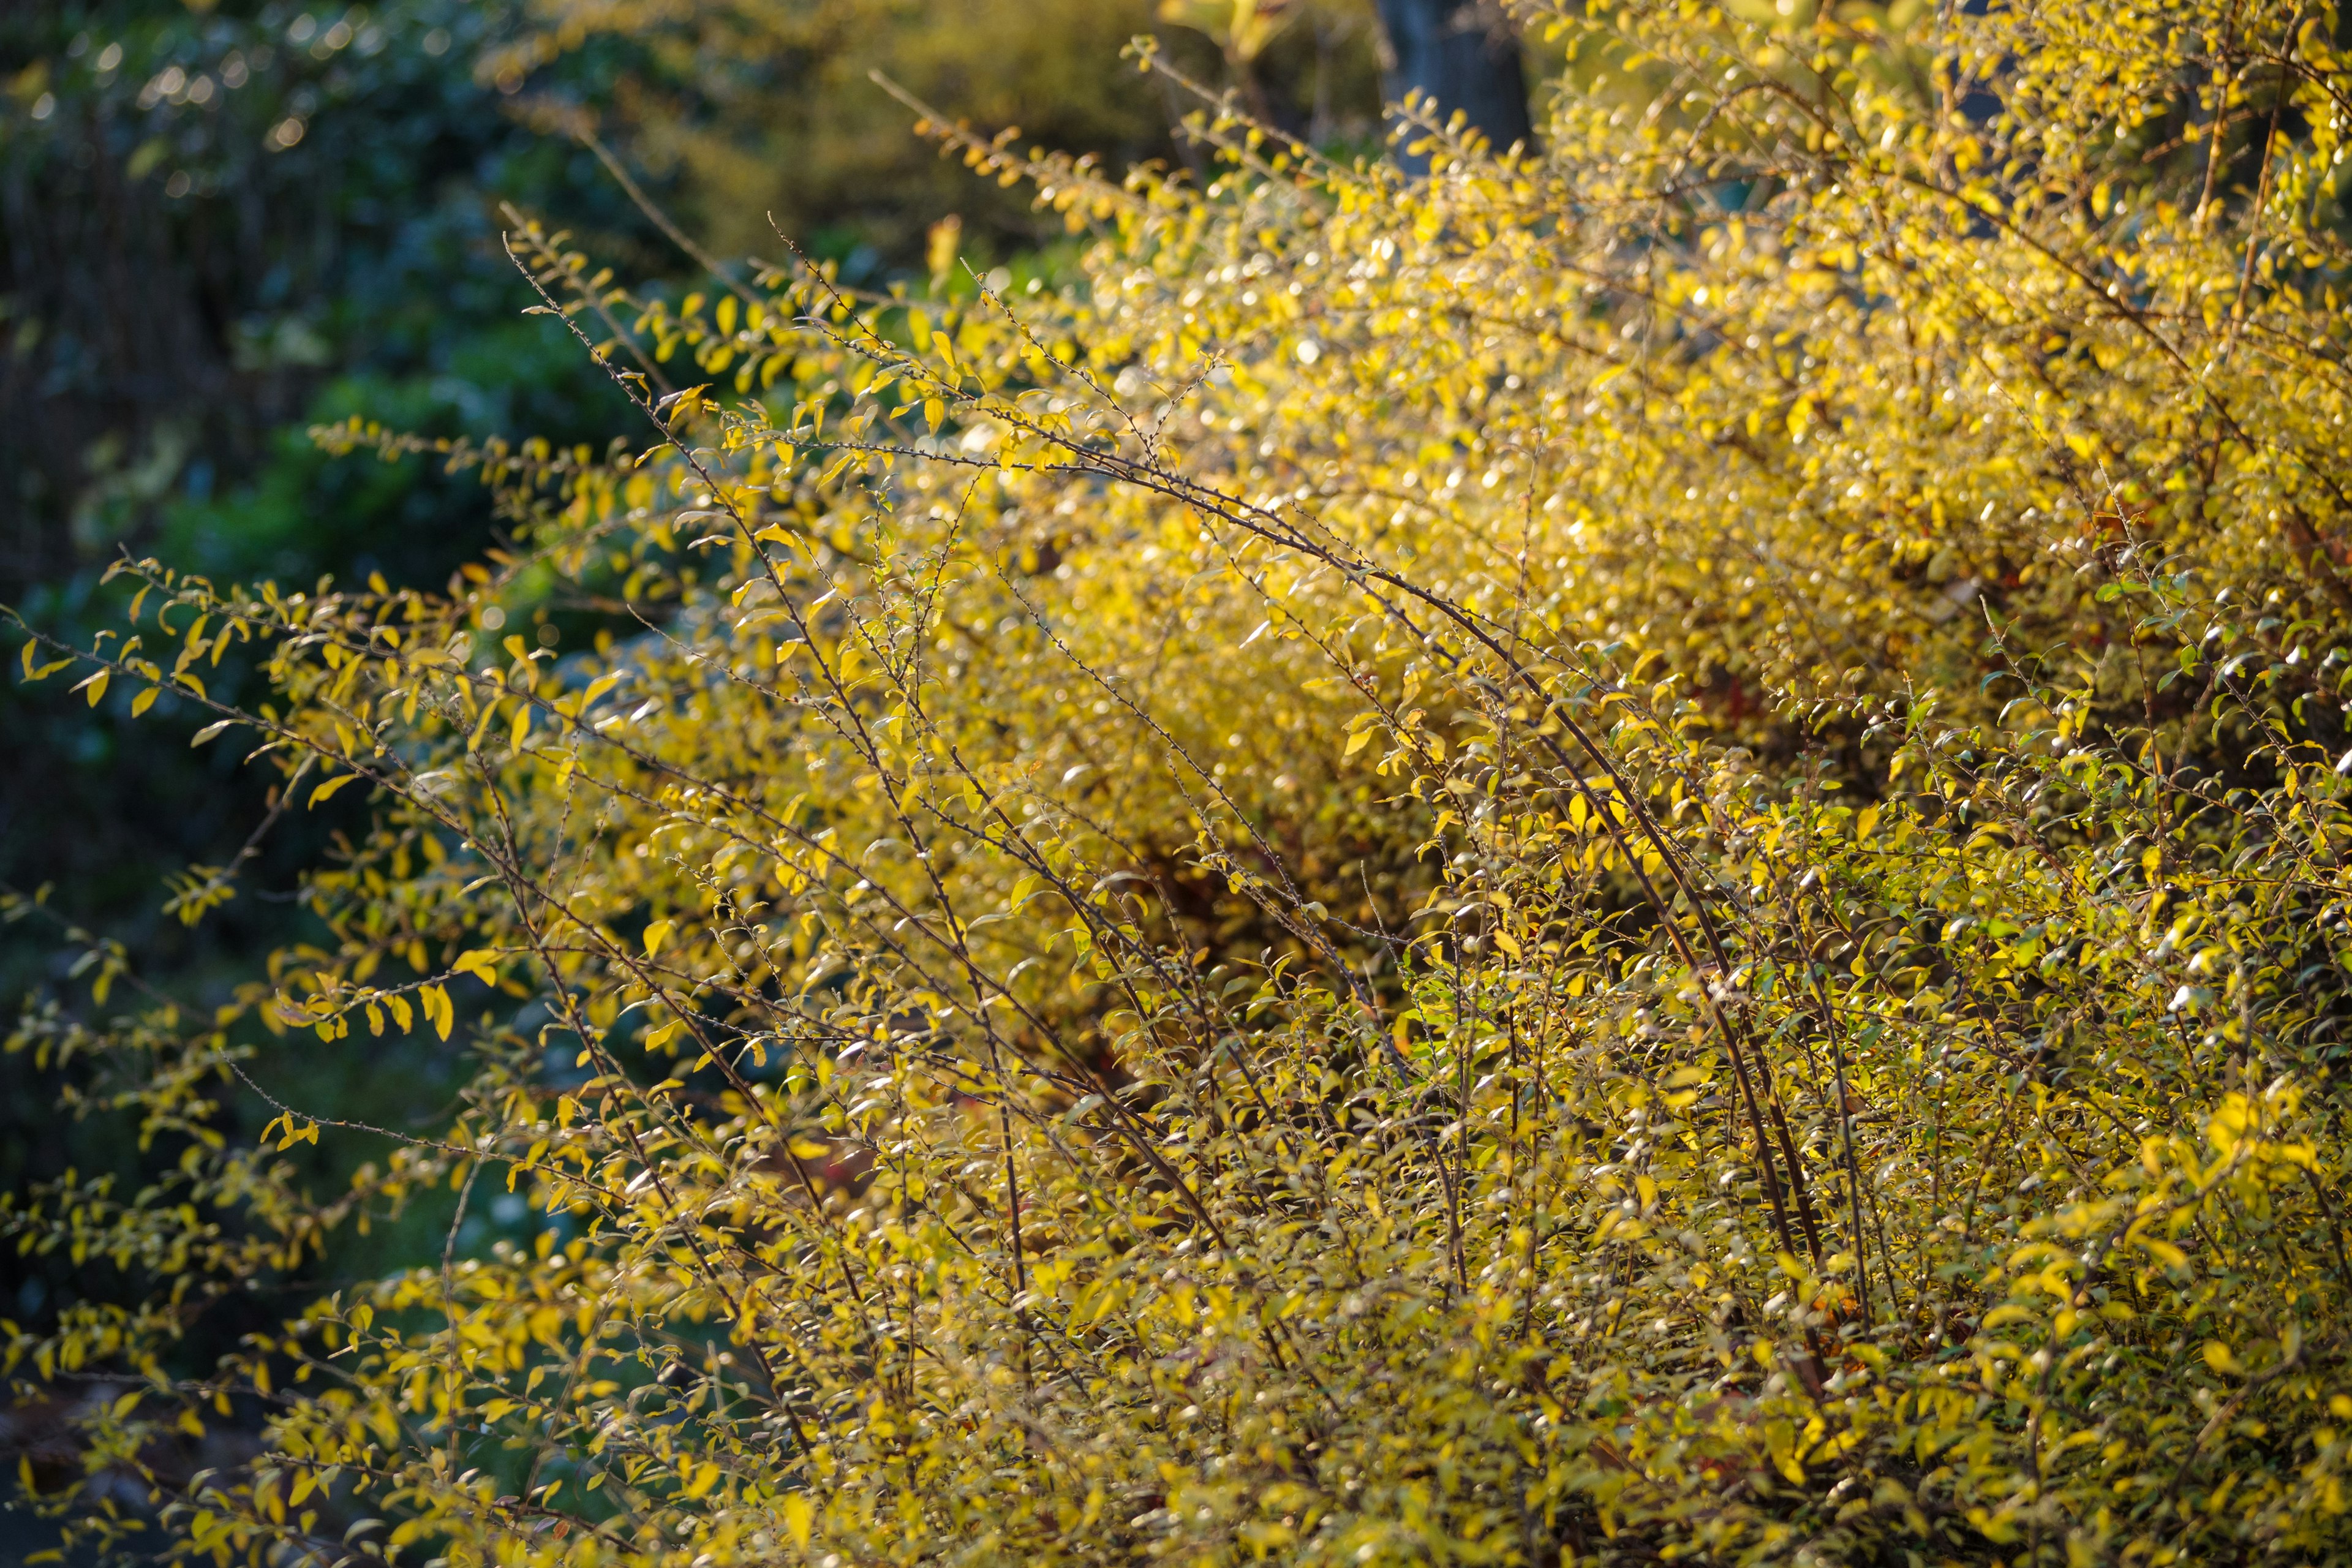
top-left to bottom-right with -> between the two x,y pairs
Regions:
13,1 -> 2352,1564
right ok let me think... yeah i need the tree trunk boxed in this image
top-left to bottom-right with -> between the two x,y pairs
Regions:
1373,0 -> 1532,172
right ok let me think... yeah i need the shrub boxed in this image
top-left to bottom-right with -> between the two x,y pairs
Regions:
10,1 -> 2352,1563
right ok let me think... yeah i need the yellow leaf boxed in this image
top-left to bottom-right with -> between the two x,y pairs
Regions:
1343,728 -> 1373,758
644,919 -> 674,958
782,1492 -> 816,1549
422,984 -> 453,1041
309,772 -> 361,807
130,685 -> 158,717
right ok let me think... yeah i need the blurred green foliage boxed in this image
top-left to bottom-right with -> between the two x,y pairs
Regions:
1,0 -> 654,988
1,16 -> 665,1392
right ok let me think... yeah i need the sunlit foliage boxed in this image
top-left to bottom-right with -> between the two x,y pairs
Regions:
12,0 -> 2352,1562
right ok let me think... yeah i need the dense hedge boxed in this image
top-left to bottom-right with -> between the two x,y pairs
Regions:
12,1 -> 2352,1563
